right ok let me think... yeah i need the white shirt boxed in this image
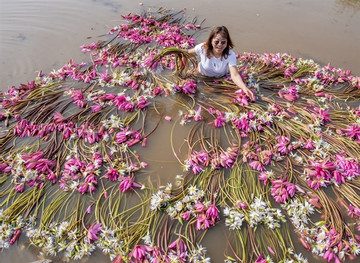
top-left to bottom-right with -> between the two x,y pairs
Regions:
195,43 -> 237,78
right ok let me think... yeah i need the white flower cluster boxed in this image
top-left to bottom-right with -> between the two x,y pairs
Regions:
223,207 -> 245,230
0,212 -> 25,249
282,198 -> 314,230
101,114 -> 124,129
150,189 -> 172,211
111,71 -> 132,87
188,244 -> 211,263
0,221 -> 13,249
248,196 -> 285,229
166,185 -> 206,218
26,221 -> 95,260
296,57 -> 318,69
224,196 -> 286,231
96,227 -> 124,261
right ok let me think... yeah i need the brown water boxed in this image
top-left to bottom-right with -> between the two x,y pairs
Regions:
0,0 -> 360,262
1,0 -> 360,90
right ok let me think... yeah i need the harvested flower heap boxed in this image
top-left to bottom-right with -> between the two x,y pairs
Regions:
0,8 -> 359,263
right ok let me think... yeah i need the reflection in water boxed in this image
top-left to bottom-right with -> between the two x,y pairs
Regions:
1,7 -> 360,263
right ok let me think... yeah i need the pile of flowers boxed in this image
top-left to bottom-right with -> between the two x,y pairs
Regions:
151,184 -> 220,230
223,196 -> 286,230
0,7 -> 359,263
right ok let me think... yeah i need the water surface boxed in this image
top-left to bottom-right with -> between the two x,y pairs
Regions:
0,0 -> 359,262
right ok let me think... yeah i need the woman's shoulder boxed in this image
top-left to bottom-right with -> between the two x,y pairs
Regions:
228,49 -> 236,56
195,42 -> 206,54
195,42 -> 205,49
226,49 -> 237,60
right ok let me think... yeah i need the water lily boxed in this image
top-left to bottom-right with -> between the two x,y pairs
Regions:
87,223 -> 102,243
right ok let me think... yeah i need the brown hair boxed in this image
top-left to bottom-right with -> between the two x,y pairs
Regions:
203,26 -> 234,59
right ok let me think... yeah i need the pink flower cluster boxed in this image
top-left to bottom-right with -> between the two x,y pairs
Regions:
15,117 -> 107,144
172,79 -> 197,94
231,111 -> 255,134
112,93 -> 149,112
242,141 -> 275,172
87,223 -> 102,243
270,178 -> 297,203
305,159 -> 336,190
305,154 -> 359,190
177,201 -> 220,231
314,225 -> 360,263
0,81 -> 37,109
143,51 -> 159,71
182,106 -> 203,122
0,150 -> 56,192
275,135 -> 293,155
116,126 -> 143,147
49,59 -> 87,80
109,14 -> 199,47
59,152 -> 103,194
208,109 -> 226,127
185,147 -> 238,174
112,237 -> 196,263
233,88 -> 253,106
311,107 -> 332,125
69,89 -> 87,108
316,63 -> 358,86
333,153 -> 360,184
344,124 -> 360,143
283,64 -> 298,78
104,167 -> 142,193
278,84 -> 300,102
105,14 -> 197,49
231,110 -> 274,136
156,23 -> 196,48
195,203 -> 220,230
184,150 -> 209,174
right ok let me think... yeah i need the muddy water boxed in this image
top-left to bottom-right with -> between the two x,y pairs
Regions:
0,0 -> 360,262
1,0 -> 359,90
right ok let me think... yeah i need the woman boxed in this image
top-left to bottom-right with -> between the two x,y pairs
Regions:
186,26 -> 255,101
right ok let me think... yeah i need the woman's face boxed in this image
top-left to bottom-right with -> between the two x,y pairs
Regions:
211,33 -> 228,55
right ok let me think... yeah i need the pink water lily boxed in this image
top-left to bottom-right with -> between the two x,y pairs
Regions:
104,168 -> 120,181
69,89 -> 87,108
275,136 -> 292,155
119,176 -> 142,192
210,111 -> 226,127
130,244 -> 153,261
311,107 -> 331,125
234,88 -> 251,106
87,223 -> 102,243
344,124 -> 360,142
206,204 -> 220,220
9,229 -> 22,245
271,178 -> 296,203
255,254 -> 267,263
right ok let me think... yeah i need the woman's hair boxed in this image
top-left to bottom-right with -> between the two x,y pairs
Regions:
203,26 -> 234,59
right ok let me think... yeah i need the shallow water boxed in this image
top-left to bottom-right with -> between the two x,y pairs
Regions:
1,0 -> 360,90
0,0 -> 360,262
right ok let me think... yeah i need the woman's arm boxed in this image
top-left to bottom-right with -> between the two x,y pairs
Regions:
185,47 -> 197,57
229,65 -> 255,101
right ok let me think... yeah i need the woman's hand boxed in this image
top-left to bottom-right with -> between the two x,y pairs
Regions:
240,86 -> 255,101
229,66 -> 255,101
184,48 -> 197,57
